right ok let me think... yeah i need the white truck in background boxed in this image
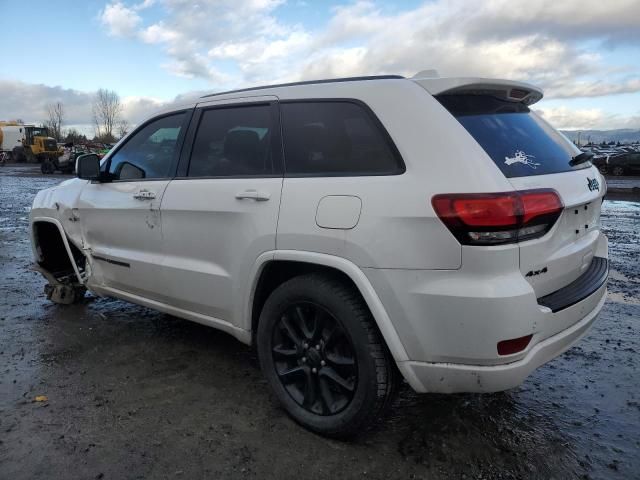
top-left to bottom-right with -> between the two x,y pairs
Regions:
0,124 -> 25,162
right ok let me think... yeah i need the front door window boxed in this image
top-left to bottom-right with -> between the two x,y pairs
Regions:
108,113 -> 186,180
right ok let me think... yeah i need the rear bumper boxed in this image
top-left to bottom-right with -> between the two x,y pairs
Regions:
538,256 -> 608,312
363,232 -> 609,393
397,281 -> 607,393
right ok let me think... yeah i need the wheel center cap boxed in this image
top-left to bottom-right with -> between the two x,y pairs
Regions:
306,347 -> 322,366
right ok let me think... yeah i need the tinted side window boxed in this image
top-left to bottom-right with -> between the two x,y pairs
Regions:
281,101 -> 403,176
188,104 -> 275,177
108,113 -> 185,180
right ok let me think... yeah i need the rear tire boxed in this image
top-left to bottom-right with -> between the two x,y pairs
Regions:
598,166 -> 608,175
12,146 -> 26,163
41,160 -> 54,174
612,165 -> 625,176
257,273 -> 397,438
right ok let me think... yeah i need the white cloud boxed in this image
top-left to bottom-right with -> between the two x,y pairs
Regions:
7,1 -> 640,133
459,0 -> 640,45
99,2 -> 142,37
536,106 -> 640,130
0,80 -> 93,125
140,23 -> 179,43
543,78 -> 640,99
3,78 -> 639,135
95,0 -> 640,100
134,0 -> 156,9
301,1 -> 636,99
0,80 -> 175,136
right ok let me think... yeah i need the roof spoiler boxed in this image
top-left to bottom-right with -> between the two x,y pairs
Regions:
412,77 -> 544,106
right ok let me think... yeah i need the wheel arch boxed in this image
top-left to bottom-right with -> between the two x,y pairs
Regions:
246,250 -> 409,363
31,217 -> 85,284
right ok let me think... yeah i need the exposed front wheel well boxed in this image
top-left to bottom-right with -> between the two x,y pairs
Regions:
32,221 -> 85,277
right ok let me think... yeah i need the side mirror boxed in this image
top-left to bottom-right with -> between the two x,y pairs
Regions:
76,154 -> 101,180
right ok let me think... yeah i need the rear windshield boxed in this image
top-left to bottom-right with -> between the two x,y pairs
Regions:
437,94 -> 582,178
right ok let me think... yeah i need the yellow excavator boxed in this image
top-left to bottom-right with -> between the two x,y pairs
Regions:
0,122 -> 62,165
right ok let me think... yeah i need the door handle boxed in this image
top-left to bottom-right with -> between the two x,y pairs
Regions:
235,190 -> 270,201
133,190 -> 156,200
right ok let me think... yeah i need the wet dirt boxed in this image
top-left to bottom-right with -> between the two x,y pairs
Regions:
1,165 -> 638,479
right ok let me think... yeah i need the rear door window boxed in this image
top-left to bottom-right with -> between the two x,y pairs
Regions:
187,104 -> 276,177
437,95 -> 582,178
281,101 -> 404,176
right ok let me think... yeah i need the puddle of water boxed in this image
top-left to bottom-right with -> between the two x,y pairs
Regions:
602,199 -> 640,214
607,291 -> 640,305
609,268 -> 636,283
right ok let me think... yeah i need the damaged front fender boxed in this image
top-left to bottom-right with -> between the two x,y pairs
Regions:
30,179 -> 92,302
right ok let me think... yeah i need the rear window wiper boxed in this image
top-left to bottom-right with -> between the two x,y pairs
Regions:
569,151 -> 594,167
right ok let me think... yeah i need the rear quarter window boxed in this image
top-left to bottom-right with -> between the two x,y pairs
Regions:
437,95 -> 583,178
281,100 -> 404,176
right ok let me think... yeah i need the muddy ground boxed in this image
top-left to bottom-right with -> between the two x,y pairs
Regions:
1,165 -> 638,480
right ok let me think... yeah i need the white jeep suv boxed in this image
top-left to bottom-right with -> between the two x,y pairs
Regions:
30,74 -> 608,437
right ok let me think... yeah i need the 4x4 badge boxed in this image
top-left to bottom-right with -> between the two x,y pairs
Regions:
525,267 -> 548,277
587,177 -> 600,192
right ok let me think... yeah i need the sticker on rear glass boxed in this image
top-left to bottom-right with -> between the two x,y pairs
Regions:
504,150 -> 540,169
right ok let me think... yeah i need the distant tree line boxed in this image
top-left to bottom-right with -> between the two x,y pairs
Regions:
44,102 -> 64,141
41,88 -> 130,143
92,88 -> 129,143
63,128 -> 89,144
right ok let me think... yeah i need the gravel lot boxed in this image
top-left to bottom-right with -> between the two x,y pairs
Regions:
1,165 -> 638,480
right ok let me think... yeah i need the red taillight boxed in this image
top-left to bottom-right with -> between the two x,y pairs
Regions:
497,334 -> 533,356
519,191 -> 563,224
432,189 -> 563,245
449,195 -> 519,227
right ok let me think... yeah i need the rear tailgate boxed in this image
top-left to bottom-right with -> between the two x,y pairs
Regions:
434,89 -> 606,299
509,168 -> 604,298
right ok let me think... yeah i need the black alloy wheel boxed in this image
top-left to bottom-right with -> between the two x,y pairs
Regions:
257,273 -> 397,437
612,165 -> 625,176
272,302 -> 357,415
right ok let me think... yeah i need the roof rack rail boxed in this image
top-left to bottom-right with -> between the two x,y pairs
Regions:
200,75 -> 405,99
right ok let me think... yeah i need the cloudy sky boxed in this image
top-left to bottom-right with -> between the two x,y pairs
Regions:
1,0 -> 639,135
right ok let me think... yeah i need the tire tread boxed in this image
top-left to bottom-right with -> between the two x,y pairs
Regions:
259,272 -> 397,438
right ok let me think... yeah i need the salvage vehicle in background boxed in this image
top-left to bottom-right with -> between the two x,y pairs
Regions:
29,74 -> 609,437
39,144 -> 113,174
598,152 -> 640,176
48,144 -> 93,174
589,154 -> 607,174
0,123 -> 23,161
0,123 -> 62,164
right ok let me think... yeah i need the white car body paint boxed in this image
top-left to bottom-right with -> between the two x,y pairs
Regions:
315,195 -> 362,230
29,75 -> 608,394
